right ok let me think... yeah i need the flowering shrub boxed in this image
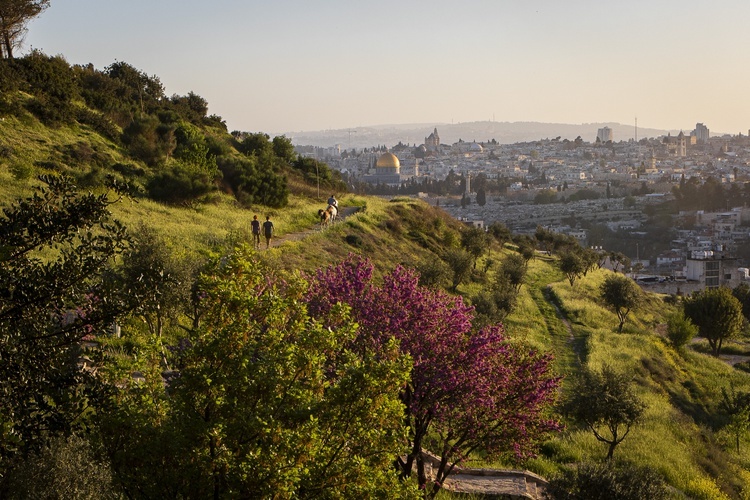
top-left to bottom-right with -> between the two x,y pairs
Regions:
306,255 -> 561,496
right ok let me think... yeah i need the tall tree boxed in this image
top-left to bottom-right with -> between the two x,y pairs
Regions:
559,251 -> 586,287
0,0 -> 50,59
600,274 -> 642,332
102,249 -> 414,499
461,226 -> 490,270
564,364 -> 646,460
475,187 -> 486,206
684,287 -> 743,356
0,175 -> 131,470
306,256 -> 560,498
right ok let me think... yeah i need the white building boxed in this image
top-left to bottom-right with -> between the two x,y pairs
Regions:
596,127 -> 613,143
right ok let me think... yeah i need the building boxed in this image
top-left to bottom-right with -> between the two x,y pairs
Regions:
685,250 -> 738,289
425,128 -> 440,153
363,152 -> 402,186
693,123 -> 710,143
596,126 -> 613,143
664,132 -> 687,157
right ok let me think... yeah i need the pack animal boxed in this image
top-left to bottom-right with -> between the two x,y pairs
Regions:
318,204 -> 337,228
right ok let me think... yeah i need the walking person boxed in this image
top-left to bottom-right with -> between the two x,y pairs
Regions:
251,215 -> 261,249
262,216 -> 274,249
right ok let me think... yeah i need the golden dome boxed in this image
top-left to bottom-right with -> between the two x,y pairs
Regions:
376,152 -> 400,168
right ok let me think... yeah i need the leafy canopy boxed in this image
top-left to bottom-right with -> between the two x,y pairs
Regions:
306,255 -> 560,498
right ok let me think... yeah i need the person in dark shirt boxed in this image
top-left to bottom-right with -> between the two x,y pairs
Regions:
250,214 -> 261,249
262,216 -> 274,249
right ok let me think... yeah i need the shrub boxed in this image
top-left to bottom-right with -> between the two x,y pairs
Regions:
25,95 -> 76,125
146,163 -> 216,204
344,234 -> 363,248
2,434 -> 118,499
666,311 -> 698,349
9,162 -> 34,180
546,461 -> 669,500
75,107 -> 120,142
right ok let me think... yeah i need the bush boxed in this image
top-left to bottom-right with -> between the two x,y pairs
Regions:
147,164 -> 216,204
75,107 -> 120,142
25,95 -> 76,125
546,461 -> 669,500
9,162 -> 34,180
666,311 -> 698,349
344,234 -> 363,248
2,434 -> 118,499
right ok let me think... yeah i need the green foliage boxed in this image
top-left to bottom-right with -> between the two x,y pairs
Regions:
113,225 -> 201,352
666,310 -> 698,349
13,51 -> 77,101
2,433 -> 118,499
684,287 -> 744,356
718,386 -> 750,454
9,161 -> 33,180
121,115 -> 176,166
272,135 -> 296,163
146,162 -> 217,205
443,247 -> 473,291
100,248 -> 414,498
344,233 -> 363,247
732,282 -> 750,322
415,256 -> 451,289
0,175 -> 131,468
563,364 -> 646,460
488,221 -> 511,246
547,461 -> 669,500
514,234 -> 536,263
599,274 -> 642,332
169,91 -> 208,124
461,226 -> 490,269
2,53 -> 304,208
534,189 -> 558,204
559,251 -> 586,287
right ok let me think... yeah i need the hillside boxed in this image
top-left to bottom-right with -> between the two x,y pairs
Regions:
2,53 -> 750,498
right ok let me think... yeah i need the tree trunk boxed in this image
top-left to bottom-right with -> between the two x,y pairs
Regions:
2,31 -> 12,59
606,441 -> 617,460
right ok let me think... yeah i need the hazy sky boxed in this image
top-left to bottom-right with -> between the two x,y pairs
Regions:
24,0 -> 750,136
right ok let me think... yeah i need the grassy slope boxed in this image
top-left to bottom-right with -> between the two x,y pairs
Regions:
3,106 -> 750,499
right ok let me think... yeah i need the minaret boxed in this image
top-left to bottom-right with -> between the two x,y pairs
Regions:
465,172 -> 471,195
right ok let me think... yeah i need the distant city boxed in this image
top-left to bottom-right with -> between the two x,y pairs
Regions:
295,121 -> 750,295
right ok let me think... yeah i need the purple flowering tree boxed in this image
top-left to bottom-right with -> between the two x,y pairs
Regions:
306,255 -> 561,498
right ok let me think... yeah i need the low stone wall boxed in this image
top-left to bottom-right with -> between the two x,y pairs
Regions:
417,450 -> 548,499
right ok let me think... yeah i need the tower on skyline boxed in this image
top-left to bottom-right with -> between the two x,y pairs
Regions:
693,123 -> 709,143
596,126 -> 613,143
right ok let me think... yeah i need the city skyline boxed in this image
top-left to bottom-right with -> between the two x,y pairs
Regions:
24,0 -> 750,136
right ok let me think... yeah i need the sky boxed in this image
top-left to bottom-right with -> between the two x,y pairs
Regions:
24,0 -> 750,136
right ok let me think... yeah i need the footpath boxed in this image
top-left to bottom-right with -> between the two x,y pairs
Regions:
268,206 -> 359,247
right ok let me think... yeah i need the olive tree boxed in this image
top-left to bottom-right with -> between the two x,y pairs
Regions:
684,287 -> 743,356
564,364 -> 646,460
600,274 -> 642,332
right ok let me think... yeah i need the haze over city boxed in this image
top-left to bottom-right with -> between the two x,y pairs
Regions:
25,0 -> 750,137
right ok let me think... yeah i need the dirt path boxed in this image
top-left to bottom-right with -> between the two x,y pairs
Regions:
265,206 -> 359,248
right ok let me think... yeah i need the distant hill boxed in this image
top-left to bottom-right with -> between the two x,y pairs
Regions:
285,121 -> 683,149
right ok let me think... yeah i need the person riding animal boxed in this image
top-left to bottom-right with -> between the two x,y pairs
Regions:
318,204 -> 337,228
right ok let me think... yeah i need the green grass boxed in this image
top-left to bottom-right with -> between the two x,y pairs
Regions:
4,105 -> 750,497
526,263 -> 750,499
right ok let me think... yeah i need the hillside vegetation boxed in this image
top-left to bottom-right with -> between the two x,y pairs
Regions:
1,53 -> 750,499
